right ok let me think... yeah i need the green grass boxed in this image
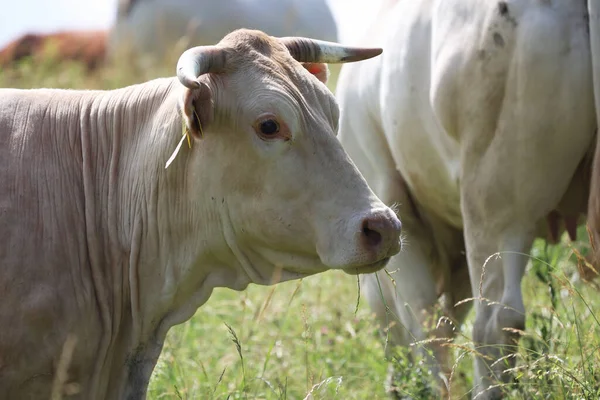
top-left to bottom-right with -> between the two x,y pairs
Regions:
3,56 -> 600,400
145,233 -> 600,400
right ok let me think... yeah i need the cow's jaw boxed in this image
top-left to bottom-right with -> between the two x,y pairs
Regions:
342,256 -> 392,276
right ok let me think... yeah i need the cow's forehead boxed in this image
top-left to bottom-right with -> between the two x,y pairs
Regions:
210,29 -> 339,128
228,54 -> 335,113
219,30 -> 327,93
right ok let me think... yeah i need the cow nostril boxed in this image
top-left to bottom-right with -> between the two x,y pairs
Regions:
362,219 -> 383,248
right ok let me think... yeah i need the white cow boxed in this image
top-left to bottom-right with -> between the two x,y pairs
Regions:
109,0 -> 338,63
587,1 -> 600,266
337,1 -> 595,398
0,29 -> 400,399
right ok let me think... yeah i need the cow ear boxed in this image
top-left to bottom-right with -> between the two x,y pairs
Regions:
301,62 -> 329,84
180,81 -> 213,140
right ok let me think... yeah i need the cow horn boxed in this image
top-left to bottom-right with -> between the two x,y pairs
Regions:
176,46 -> 226,89
279,37 -> 382,64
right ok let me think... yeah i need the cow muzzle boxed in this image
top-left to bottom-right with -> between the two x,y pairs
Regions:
317,207 -> 402,274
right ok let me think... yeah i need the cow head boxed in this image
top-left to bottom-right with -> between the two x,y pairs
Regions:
173,29 -> 401,284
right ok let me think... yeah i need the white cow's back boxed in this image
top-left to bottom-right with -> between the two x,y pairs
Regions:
109,0 -> 338,62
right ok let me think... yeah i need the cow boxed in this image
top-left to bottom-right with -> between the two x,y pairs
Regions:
0,30 -> 107,71
588,2 -> 600,271
336,1 -> 595,398
108,0 -> 338,64
0,29 -> 401,399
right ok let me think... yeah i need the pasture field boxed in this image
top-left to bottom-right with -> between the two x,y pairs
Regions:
2,55 -> 600,400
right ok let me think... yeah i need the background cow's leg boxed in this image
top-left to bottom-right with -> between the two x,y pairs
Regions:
428,3 -> 597,398
457,60 -> 594,400
361,232 -> 454,397
337,100 -> 476,396
446,259 -> 472,329
460,222 -> 533,399
360,181 -> 470,397
363,218 -> 473,399
459,111 -> 593,398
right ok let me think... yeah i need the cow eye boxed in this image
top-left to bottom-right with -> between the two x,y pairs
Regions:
254,114 -> 290,141
259,119 -> 280,136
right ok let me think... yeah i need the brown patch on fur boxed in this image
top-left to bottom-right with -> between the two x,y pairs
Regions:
0,30 -> 107,70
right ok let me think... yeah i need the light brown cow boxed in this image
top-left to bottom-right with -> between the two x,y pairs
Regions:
0,30 -> 107,70
0,29 -> 399,399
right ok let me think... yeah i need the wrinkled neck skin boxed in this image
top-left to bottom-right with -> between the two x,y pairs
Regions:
77,78 -> 252,399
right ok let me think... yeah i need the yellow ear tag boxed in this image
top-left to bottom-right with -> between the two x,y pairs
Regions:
193,109 -> 203,140
184,116 -> 193,148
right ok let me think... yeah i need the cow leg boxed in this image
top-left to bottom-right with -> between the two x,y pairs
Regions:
460,223 -> 532,399
361,243 -> 448,397
338,106 -> 466,396
439,257 -> 472,345
458,71 -> 594,400
434,3 -> 597,397
459,113 -> 593,399
447,259 -> 472,327
362,209 -> 475,398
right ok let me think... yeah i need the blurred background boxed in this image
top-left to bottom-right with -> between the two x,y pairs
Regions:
0,0 -> 114,48
1,0 -> 384,48
0,0 -> 385,90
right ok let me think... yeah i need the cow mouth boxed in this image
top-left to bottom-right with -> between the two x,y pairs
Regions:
342,257 -> 391,276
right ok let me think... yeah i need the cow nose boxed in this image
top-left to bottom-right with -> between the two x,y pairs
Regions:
360,210 -> 402,256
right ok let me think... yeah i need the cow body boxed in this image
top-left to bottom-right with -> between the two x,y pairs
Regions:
109,0 -> 338,62
337,1 -> 595,398
0,30 -> 399,399
0,82 -> 184,399
587,1 -> 600,267
0,30 -> 107,70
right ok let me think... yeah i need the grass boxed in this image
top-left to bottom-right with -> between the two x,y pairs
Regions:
146,231 -> 600,400
3,54 -> 600,400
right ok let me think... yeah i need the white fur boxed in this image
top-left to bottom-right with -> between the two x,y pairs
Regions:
337,0 -> 595,397
109,0 -> 338,61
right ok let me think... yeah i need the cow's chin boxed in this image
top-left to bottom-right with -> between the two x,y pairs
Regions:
341,257 -> 391,276
282,253 -> 392,277
246,245 -> 391,281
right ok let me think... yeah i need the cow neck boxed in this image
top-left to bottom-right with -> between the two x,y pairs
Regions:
98,78 -> 252,346
68,78 -> 189,396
